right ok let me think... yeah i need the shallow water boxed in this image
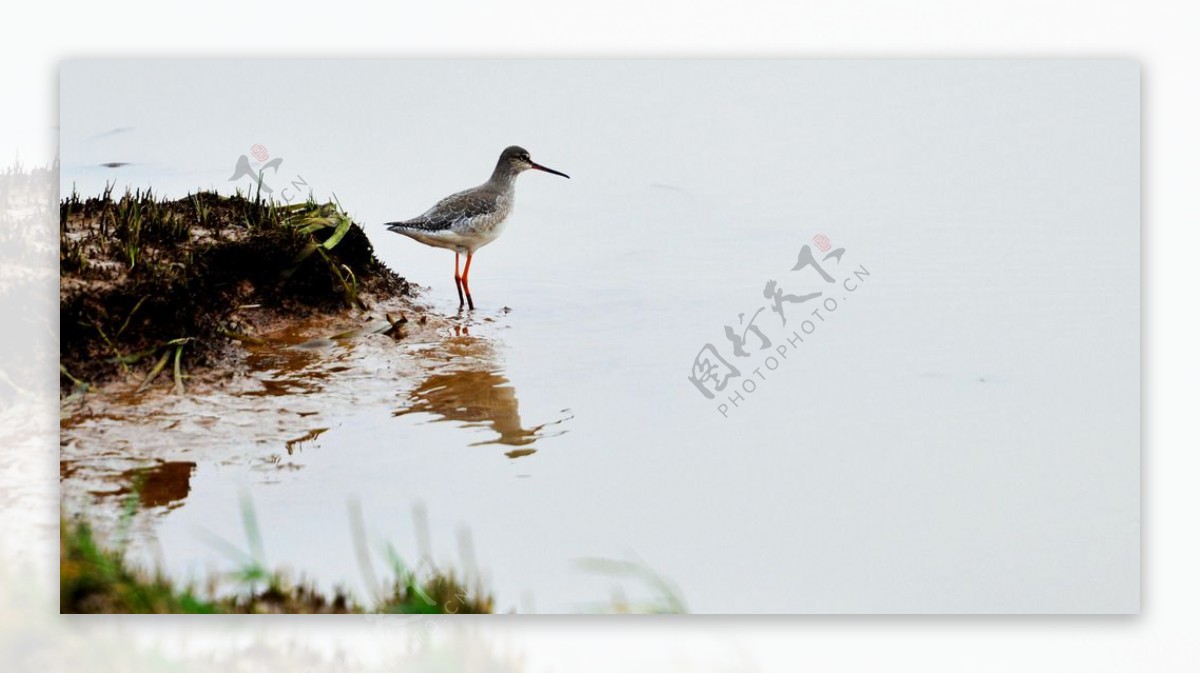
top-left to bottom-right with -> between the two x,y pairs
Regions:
59,60 -> 1139,613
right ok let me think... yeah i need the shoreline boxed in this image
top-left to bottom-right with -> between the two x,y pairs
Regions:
59,188 -> 441,396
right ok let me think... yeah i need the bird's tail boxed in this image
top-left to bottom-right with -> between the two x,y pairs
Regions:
384,221 -> 412,234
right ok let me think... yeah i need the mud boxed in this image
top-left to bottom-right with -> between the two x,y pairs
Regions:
60,190 -> 417,392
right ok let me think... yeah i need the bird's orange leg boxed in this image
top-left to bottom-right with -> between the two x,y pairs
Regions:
461,253 -> 475,310
453,252 -> 465,308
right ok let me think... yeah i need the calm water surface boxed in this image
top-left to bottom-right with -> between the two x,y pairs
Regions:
59,61 -> 1139,612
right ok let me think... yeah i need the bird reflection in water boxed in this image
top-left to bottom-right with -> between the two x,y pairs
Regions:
393,335 -> 570,458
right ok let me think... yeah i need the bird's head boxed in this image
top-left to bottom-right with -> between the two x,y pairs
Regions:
499,145 -> 570,179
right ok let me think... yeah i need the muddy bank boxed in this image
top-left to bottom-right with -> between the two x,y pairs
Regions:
60,189 -> 422,393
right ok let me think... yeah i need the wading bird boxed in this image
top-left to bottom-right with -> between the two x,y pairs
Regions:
385,146 -> 569,310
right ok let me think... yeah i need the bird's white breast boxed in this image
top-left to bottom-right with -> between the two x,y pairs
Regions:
456,191 -> 513,248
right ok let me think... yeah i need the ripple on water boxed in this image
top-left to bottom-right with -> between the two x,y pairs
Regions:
60,311 -> 573,533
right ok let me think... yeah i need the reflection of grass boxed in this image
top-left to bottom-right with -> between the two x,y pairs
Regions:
61,518 -> 218,613
576,557 -> 688,614
61,494 -> 493,614
61,498 -> 685,614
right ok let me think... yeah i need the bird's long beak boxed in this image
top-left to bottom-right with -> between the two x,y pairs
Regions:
529,161 -> 570,179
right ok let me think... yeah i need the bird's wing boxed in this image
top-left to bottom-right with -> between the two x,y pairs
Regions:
387,188 -> 495,232
422,189 -> 496,225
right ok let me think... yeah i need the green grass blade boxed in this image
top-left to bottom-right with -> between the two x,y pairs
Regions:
322,215 -> 353,249
136,350 -> 172,393
172,344 -> 184,395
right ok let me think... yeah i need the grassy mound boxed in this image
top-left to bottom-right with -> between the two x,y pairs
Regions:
60,189 -> 411,393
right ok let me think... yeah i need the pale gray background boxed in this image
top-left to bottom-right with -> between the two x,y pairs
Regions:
59,60 -> 1139,613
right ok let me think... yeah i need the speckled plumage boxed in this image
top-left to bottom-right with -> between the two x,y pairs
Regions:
384,146 -> 569,309
386,184 -> 514,255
